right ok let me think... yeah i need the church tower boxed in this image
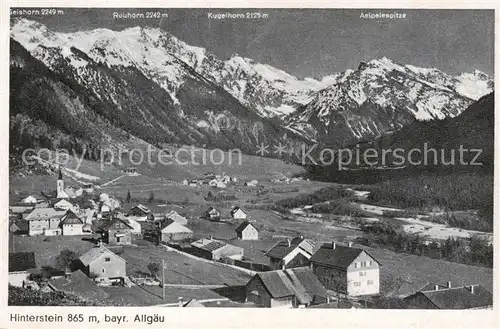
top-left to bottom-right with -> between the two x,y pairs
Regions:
56,167 -> 68,199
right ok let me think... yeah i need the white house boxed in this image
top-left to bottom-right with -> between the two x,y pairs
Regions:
9,252 -> 36,287
216,181 -> 227,189
235,221 -> 259,240
54,199 -> 77,212
230,207 -> 247,220
60,210 -> 86,236
310,242 -> 381,297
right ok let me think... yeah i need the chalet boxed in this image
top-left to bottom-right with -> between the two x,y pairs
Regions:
191,238 -> 244,260
165,210 -> 188,225
128,204 -> 150,217
159,219 -> 193,243
47,270 -> 108,301
310,242 -> 381,297
245,267 -> 328,308
235,221 -> 259,240
78,245 -> 127,283
230,206 -> 247,220
205,207 -> 221,221
102,216 -> 134,245
60,210 -> 85,235
9,252 -> 37,287
404,283 -> 493,309
265,237 -> 315,270
53,199 -> 77,212
25,208 -> 66,236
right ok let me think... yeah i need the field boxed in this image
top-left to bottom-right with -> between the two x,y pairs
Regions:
101,286 -> 225,306
9,146 -> 495,306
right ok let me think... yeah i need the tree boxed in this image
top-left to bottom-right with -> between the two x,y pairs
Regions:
147,262 -> 160,279
148,191 -> 155,204
55,249 -> 77,271
126,190 -> 131,203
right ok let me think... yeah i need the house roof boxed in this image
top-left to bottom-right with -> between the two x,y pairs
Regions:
54,199 -> 74,208
166,211 -> 188,223
419,283 -> 448,292
235,221 -> 257,233
60,210 -> 84,225
9,252 -> 36,272
131,204 -> 150,214
191,238 -> 226,252
160,219 -> 193,234
265,237 -> 313,260
253,267 -> 327,304
411,286 -> 493,309
310,244 -> 378,269
25,208 -> 66,221
49,270 -> 108,301
79,245 -> 126,266
230,207 -> 246,216
100,216 -> 134,231
206,206 -> 220,213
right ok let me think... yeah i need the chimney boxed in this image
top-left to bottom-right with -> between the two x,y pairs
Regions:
434,285 -> 439,291
447,281 -> 451,288
348,241 -> 353,248
332,242 -> 336,250
287,239 -> 291,247
327,296 -> 330,304
300,235 -> 304,240
178,297 -> 183,307
65,268 -> 72,279
470,285 -> 475,294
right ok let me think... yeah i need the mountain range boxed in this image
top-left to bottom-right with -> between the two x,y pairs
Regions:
9,18 -> 494,160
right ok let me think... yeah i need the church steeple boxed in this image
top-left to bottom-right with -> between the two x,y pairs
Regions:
56,167 -> 68,199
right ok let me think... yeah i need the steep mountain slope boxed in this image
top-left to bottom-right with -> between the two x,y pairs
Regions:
10,18 -> 493,153
11,18 -> 335,118
287,58 -> 493,146
10,37 -> 304,162
370,92 -> 494,168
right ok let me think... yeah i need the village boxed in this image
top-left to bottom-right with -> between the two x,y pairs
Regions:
8,168 -> 493,309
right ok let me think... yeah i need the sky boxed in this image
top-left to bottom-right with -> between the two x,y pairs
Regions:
10,8 -> 494,78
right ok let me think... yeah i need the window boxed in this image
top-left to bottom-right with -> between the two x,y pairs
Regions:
367,280 -> 374,285
353,282 -> 361,287
359,271 -> 366,277
368,261 -> 373,266
105,257 -> 110,262
354,262 -> 358,268
102,269 -> 105,273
